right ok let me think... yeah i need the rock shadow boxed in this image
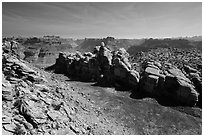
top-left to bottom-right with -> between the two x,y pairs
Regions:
129,90 -> 181,107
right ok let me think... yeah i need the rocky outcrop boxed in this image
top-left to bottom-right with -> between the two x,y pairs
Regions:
2,74 -> 13,101
2,51 -> 45,134
51,42 -> 139,89
164,68 -> 198,106
183,65 -> 202,107
139,60 -> 200,107
2,43 -> 80,135
139,61 -> 165,96
129,47 -> 202,107
3,53 -> 45,84
51,43 -> 201,107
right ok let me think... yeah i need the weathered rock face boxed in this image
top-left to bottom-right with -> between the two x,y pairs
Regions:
2,46 -> 49,134
55,52 -> 67,74
112,47 -> 134,87
139,60 -> 200,107
113,58 -> 129,78
52,43 -> 139,89
3,40 -> 25,59
2,43 -> 90,135
2,75 -> 13,101
139,61 -> 165,96
183,65 -> 202,108
2,41 -> 18,54
3,54 -> 44,83
127,70 -> 140,90
96,46 -> 113,84
164,68 -> 199,106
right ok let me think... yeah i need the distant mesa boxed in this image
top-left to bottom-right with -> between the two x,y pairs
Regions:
127,38 -> 202,55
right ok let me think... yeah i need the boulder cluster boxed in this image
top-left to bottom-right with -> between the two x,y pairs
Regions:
52,42 -> 201,107
52,42 -> 140,89
139,61 -> 200,107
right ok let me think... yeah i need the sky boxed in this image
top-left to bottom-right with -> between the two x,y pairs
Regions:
2,2 -> 202,39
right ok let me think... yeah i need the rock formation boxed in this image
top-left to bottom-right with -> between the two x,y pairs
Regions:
51,43 -> 201,107
2,40 -> 202,135
51,42 -> 139,88
2,42 -> 50,134
2,41 -> 98,135
139,60 -> 200,106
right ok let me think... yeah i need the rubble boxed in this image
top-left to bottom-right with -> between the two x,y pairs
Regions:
2,43 -> 75,134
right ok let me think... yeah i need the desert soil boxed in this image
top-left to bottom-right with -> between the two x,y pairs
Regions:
43,70 -> 202,135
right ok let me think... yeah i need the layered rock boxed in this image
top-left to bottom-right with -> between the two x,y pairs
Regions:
2,47 -> 47,134
2,43 -> 74,135
3,53 -> 45,84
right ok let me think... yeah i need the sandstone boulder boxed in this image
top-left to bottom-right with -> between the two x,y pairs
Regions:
164,68 -> 199,106
98,46 -> 112,67
115,48 -> 130,59
88,57 -> 100,81
127,70 -> 140,90
144,67 -> 160,76
189,73 -> 202,107
66,56 -> 76,76
79,59 -> 91,81
97,45 -> 113,84
114,48 -> 131,70
113,58 -> 130,79
176,79 -> 199,106
141,62 -> 166,96
142,74 -> 159,95
55,52 -> 67,73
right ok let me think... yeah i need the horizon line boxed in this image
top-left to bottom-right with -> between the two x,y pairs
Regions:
2,35 -> 202,40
